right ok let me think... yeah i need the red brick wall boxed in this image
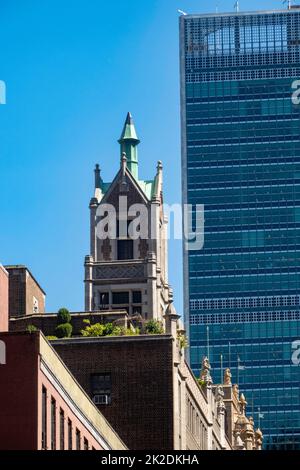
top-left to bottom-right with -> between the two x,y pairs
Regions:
53,336 -> 174,450
0,332 -> 39,449
0,266 -> 9,332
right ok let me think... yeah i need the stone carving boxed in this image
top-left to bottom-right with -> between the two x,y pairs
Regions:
233,384 -> 239,402
215,385 -> 225,410
200,356 -> 213,384
94,264 -> 145,280
224,368 -> 232,385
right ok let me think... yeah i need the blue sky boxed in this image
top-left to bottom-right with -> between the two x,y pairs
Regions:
0,0 -> 282,313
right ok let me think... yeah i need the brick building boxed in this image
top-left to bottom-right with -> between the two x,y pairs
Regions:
0,265 -> 8,332
0,331 -> 126,450
5,265 -> 46,317
51,312 -> 262,451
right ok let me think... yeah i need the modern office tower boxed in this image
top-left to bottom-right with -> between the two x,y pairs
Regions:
180,8 -> 300,449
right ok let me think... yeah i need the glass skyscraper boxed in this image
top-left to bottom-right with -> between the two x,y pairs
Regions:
180,9 -> 300,450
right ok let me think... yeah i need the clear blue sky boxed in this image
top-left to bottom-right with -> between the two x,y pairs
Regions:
0,0 -> 281,313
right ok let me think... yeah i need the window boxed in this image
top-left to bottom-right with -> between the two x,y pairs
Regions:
60,409 -> 65,450
132,291 -> 142,303
117,240 -> 133,260
91,373 -> 112,405
76,429 -> 81,450
112,291 -> 129,305
42,386 -> 47,450
33,296 -> 39,314
99,292 -> 109,309
68,419 -> 72,450
51,397 -> 56,450
84,438 -> 89,451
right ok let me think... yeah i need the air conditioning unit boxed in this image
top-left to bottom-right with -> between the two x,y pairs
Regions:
93,394 -> 109,405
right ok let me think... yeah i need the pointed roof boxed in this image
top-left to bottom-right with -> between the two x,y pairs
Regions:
118,112 -> 140,144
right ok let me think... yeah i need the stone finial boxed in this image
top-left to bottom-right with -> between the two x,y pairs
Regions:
94,164 -> 101,189
239,393 -> 247,415
200,356 -> 213,384
157,160 -> 163,173
121,152 -> 127,172
255,428 -> 263,450
224,367 -> 232,385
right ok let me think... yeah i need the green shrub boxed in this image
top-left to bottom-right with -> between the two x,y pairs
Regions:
145,320 -> 164,335
81,322 -> 106,337
197,378 -> 206,388
110,326 -> 124,336
55,323 -> 73,338
123,327 -> 140,336
80,322 -> 141,338
104,323 -> 114,335
177,332 -> 188,349
57,308 -> 71,325
26,324 -> 38,333
46,336 -> 58,341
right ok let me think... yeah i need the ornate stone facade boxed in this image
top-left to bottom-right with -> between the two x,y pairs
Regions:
84,114 -> 172,322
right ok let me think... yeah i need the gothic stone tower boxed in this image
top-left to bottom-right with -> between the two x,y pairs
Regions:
84,113 -> 172,322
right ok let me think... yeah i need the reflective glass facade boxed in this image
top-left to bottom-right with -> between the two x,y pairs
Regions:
180,10 -> 300,450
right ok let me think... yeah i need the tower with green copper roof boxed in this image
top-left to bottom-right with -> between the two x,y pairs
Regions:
85,113 -> 174,323
118,112 -> 140,180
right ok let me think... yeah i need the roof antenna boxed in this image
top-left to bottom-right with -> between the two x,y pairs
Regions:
178,9 -> 187,15
234,1 -> 239,12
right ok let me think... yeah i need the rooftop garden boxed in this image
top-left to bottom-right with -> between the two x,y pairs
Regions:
40,308 -> 166,341
25,308 -> 188,350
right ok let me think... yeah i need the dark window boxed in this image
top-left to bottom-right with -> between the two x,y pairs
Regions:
68,419 -> 72,450
117,240 -> 133,260
51,397 -> 56,450
112,291 -> 129,305
84,438 -> 89,450
60,408 -> 65,450
42,386 -> 47,450
91,373 -> 112,405
76,429 -> 81,450
132,291 -> 142,303
99,292 -> 109,307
